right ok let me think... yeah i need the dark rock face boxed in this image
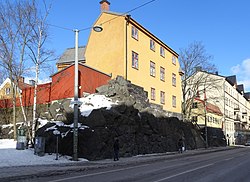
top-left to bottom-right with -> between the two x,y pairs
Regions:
36,105 -> 205,160
200,127 -> 227,147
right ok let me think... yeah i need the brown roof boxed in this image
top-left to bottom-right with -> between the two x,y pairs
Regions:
56,46 -> 86,65
195,98 -> 223,116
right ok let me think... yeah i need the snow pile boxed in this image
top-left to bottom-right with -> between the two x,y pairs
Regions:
72,94 -> 117,117
0,139 -> 87,167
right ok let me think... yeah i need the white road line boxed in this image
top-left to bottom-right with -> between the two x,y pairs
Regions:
48,163 -> 150,182
153,163 -> 214,182
224,157 -> 234,161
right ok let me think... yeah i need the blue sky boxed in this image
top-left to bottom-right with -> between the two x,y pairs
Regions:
43,0 -> 250,90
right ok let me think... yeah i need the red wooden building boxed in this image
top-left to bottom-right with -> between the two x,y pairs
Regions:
0,63 -> 111,108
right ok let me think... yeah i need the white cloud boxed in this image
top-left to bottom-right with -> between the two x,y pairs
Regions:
231,58 -> 250,91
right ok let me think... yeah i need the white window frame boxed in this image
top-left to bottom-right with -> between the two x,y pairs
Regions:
172,55 -> 176,65
5,87 -> 11,95
172,95 -> 176,108
160,67 -> 165,81
172,73 -> 176,87
150,61 -> 156,77
132,51 -> 139,69
150,39 -> 155,51
160,91 -> 165,104
151,87 -> 156,101
131,26 -> 138,40
160,46 -> 165,57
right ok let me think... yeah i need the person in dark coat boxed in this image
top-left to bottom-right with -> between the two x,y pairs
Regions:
178,138 -> 183,153
113,139 -> 119,161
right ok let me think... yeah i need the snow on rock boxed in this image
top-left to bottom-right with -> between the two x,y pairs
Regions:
71,94 -> 117,117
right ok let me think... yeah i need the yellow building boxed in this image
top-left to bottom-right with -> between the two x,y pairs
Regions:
85,0 -> 183,116
191,98 -> 223,129
0,77 -> 32,99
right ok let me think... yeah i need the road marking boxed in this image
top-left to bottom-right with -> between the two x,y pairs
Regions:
153,163 -> 214,182
224,157 -> 234,161
48,163 -> 150,182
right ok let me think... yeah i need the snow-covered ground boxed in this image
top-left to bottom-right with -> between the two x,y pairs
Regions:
0,139 -> 88,168
0,94 -> 118,168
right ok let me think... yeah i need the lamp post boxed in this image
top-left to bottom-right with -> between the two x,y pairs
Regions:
72,25 -> 103,161
204,98 -> 208,148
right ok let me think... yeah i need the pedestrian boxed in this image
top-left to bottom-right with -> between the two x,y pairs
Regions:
178,138 -> 183,153
113,138 -> 119,161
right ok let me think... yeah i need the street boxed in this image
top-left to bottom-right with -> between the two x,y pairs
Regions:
32,147 -> 250,182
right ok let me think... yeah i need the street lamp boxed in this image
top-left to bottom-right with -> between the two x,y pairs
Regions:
204,98 -> 208,148
73,25 -> 103,161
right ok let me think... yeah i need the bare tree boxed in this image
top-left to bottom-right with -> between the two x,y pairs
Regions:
26,0 -> 54,140
0,0 -> 53,140
179,41 -> 218,121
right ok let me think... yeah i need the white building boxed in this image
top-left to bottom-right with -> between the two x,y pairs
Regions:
186,71 -> 250,145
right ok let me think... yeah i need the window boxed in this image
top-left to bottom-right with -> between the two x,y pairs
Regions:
192,102 -> 198,108
172,73 -> 176,86
132,51 -> 139,69
5,87 -> 10,95
172,55 -> 176,65
160,91 -> 165,104
150,61 -> 155,77
172,95 -> 176,108
131,26 -> 138,40
192,116 -> 198,122
150,39 -> 155,51
151,88 -> 156,101
160,67 -> 165,81
160,46 -> 165,57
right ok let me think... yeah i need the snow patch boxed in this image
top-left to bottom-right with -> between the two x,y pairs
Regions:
70,94 -> 117,117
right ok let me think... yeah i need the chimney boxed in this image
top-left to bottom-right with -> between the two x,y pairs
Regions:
29,80 -> 35,86
100,0 -> 110,12
17,76 -> 24,83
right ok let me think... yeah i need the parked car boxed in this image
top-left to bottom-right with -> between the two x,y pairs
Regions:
245,141 -> 250,146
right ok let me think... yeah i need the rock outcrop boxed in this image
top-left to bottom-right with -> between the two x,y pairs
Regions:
34,76 -> 208,160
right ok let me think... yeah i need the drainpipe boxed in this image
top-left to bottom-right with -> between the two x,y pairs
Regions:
125,15 -> 131,80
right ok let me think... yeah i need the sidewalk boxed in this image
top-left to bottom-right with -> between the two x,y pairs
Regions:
0,146 -> 239,181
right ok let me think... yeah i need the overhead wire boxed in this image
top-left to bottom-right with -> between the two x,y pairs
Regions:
48,0 -> 157,32
79,0 -> 157,31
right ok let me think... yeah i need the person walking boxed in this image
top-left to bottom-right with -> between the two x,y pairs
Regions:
113,139 -> 119,161
178,138 -> 183,153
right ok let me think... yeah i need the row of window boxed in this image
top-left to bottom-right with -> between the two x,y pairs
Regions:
132,25 -> 177,64
132,51 -> 177,86
192,116 -> 220,124
150,87 -> 176,107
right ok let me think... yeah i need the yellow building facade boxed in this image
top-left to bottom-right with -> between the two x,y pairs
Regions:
85,3 -> 182,115
191,99 -> 223,129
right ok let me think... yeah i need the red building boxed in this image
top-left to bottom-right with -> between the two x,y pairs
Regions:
0,63 -> 111,108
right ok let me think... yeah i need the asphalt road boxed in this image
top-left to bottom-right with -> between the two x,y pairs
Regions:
32,147 -> 250,182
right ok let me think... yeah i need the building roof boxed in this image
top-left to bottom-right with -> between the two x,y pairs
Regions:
244,92 -> 250,101
51,62 -> 112,78
56,46 -> 86,65
195,98 -> 223,116
226,75 -> 237,86
237,84 -> 244,93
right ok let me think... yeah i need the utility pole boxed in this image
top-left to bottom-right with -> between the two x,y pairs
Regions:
204,88 -> 208,148
73,29 -> 79,161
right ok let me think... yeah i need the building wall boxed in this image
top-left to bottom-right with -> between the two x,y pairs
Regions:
191,102 -> 222,129
0,64 -> 111,108
85,12 -> 125,78
85,12 -> 182,114
187,71 -> 250,145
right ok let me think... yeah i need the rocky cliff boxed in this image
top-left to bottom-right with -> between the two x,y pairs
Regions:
35,76 -> 205,160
